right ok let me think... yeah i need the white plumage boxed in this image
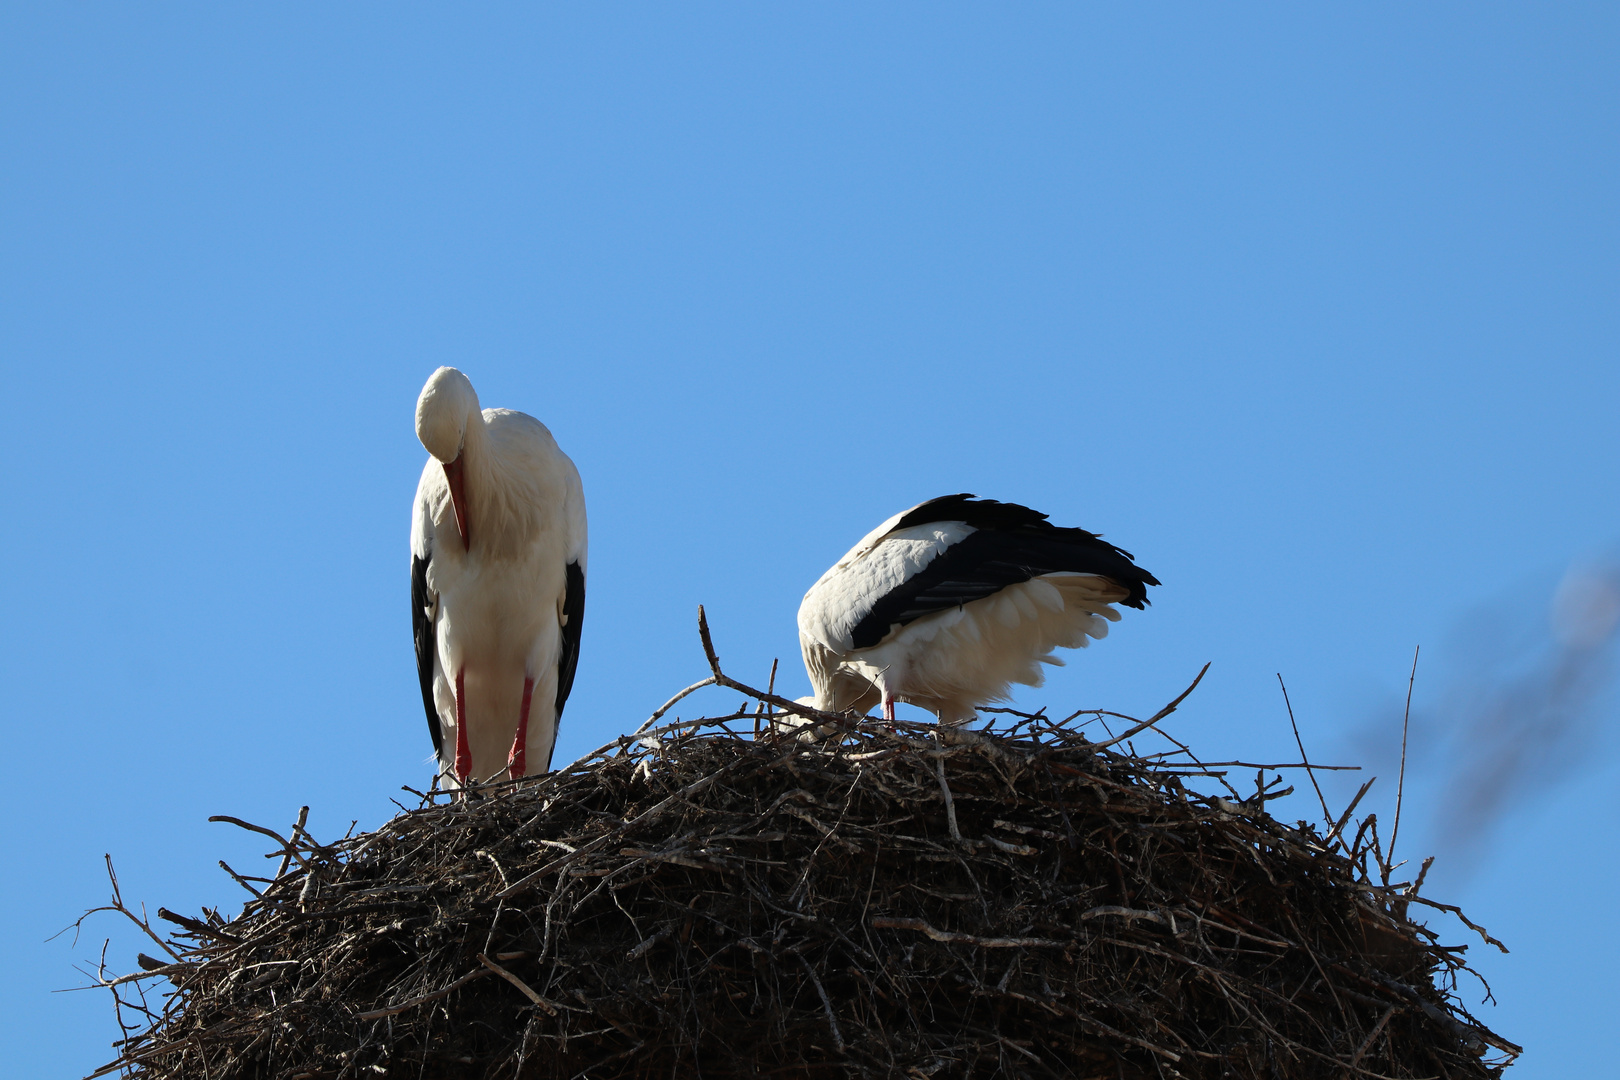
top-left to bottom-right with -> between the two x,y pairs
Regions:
410,367 -> 587,788
797,495 -> 1157,723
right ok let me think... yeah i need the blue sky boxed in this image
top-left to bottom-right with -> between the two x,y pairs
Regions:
2,5 -> 1615,1075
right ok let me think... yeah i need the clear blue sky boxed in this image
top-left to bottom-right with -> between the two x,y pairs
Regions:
2,6 -> 1615,1076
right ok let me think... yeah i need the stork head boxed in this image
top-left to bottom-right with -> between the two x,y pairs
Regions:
415,367 -> 480,463
416,367 -> 480,550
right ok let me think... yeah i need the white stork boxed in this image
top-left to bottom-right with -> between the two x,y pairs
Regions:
410,367 -> 587,788
797,494 -> 1157,723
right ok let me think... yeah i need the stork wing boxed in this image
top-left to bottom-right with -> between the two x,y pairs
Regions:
410,527 -> 442,760
545,561 -> 585,772
848,526 -> 1158,651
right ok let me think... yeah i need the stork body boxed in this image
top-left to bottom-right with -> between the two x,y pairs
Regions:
797,495 -> 1156,723
410,367 -> 587,788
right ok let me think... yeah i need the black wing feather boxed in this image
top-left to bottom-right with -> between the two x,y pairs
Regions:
849,497 -> 1159,651
547,561 -> 586,771
410,553 -> 442,760
891,493 -> 1051,533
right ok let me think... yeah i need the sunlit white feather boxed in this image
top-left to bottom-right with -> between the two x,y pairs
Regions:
797,512 -> 1130,723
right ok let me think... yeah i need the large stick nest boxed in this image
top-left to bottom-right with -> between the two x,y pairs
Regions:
84,630 -> 1519,1080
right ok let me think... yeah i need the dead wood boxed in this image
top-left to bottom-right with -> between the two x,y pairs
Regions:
76,625 -> 1518,1080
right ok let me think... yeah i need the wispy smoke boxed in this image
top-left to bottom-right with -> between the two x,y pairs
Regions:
1352,557 -> 1620,870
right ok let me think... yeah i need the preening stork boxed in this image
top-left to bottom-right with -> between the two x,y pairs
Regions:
410,367 -> 587,788
797,494 -> 1158,723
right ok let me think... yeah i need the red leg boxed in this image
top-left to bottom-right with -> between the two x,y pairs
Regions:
454,667 -> 472,783
508,677 -> 535,779
882,689 -> 896,723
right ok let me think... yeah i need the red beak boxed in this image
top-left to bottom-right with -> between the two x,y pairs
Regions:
442,455 -> 470,551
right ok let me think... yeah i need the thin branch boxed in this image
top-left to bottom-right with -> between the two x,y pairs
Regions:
207,816 -> 310,871
796,953 -> 844,1052
1388,645 -> 1419,871
696,606 -> 862,728
871,917 -> 1068,949
632,677 -> 718,737
279,806 -> 311,878
1325,778 -> 1377,847
1277,673 -> 1332,828
476,953 -> 559,1015
934,755 -> 963,843
354,967 -> 490,1021
217,860 -> 262,898
1088,663 -> 1212,751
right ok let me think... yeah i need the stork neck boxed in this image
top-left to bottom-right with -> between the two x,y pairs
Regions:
458,406 -> 489,472
452,409 -> 497,549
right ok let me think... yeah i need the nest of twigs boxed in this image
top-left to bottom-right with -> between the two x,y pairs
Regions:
82,616 -> 1519,1079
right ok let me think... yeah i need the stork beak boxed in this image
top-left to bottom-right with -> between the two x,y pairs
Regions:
442,455 -> 470,551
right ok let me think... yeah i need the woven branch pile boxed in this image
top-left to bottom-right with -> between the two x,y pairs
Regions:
85,644 -> 1519,1080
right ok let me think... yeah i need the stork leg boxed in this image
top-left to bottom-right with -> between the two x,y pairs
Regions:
508,677 -> 535,780
454,667 -> 472,784
882,689 -> 897,724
